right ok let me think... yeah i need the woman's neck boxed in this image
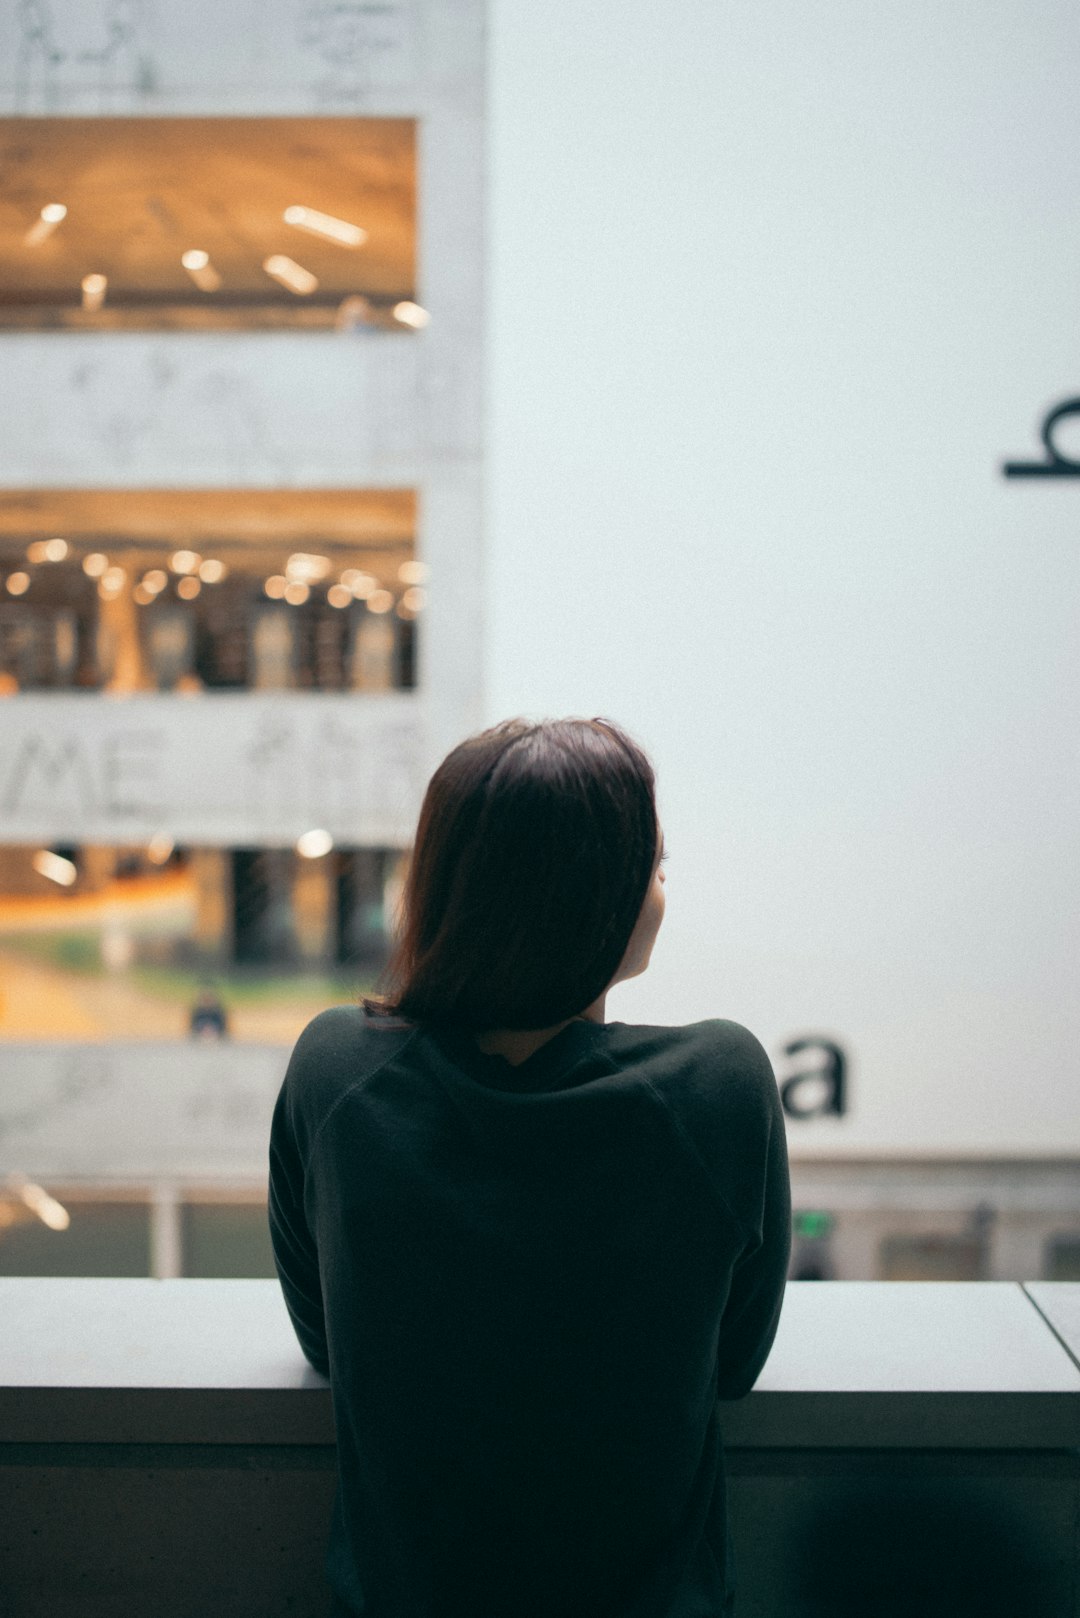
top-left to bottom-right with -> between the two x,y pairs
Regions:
474,994 -> 607,1067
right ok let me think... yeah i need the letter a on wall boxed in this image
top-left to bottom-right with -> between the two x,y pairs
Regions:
779,1037 -> 847,1120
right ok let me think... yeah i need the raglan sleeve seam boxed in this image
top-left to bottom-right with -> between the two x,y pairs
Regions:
641,1075 -> 755,1247
301,1023 -> 423,1180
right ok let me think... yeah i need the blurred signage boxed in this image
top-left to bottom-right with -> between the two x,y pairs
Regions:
0,692 -> 423,846
778,1037 -> 847,1120
1002,396 -> 1080,477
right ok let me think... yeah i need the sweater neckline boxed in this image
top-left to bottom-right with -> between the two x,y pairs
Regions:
431,1017 -> 611,1093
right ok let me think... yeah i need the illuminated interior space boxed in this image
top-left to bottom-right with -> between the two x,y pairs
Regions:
0,488 -> 421,692
0,118 -> 421,331
0,839 -> 404,1042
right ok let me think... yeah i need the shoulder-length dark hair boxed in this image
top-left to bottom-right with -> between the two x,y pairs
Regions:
366,717 -> 659,1031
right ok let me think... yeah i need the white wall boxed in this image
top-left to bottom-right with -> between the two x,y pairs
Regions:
486,0 -> 1080,1151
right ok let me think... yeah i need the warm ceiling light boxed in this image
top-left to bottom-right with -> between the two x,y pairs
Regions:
285,552 -> 330,583
336,295 -> 372,331
283,204 -> 367,248
393,301 -> 430,329
264,575 -> 287,600
342,569 -> 378,599
27,537 -> 66,563
283,580 -> 310,606
32,849 -> 77,887
401,586 -> 426,612
326,583 -> 352,608
99,565 -> 126,598
181,249 -> 222,292
296,827 -> 333,859
133,582 -> 154,605
146,833 -> 174,865
263,255 -> 318,295
143,569 -> 167,593
177,576 -> 201,600
83,552 -> 108,577
397,559 -> 429,585
81,273 -> 107,311
25,202 -> 67,245
198,558 -> 226,583
366,588 -> 394,614
6,571 -> 30,596
170,549 -> 200,574
9,1176 -> 71,1231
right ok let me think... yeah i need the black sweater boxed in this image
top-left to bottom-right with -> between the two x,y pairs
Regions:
269,1008 -> 790,1618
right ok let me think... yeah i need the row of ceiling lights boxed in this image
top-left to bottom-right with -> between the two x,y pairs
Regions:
28,820 -> 359,895
2,543 -> 428,614
22,200 -> 430,327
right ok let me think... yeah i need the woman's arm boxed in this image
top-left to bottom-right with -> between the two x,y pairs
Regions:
715,1076 -> 791,1400
268,1076 -> 330,1377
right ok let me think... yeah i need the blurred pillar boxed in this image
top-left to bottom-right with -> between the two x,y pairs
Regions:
150,1185 -> 182,1280
191,849 -> 233,965
79,845 -> 116,893
251,610 -> 295,690
100,585 -> 150,692
337,849 -> 393,969
293,854 -> 334,967
349,612 -> 396,691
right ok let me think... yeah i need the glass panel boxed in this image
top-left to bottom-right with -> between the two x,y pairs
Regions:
0,1197 -> 149,1276
182,1203 -> 277,1279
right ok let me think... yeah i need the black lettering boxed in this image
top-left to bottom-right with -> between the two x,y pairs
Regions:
1,735 -> 98,812
780,1037 -> 847,1119
102,730 -> 165,816
1003,395 -> 1080,477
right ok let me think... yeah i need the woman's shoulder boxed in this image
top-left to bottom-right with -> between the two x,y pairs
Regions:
284,1004 -> 417,1101
606,1016 -> 773,1077
606,1019 -> 782,1221
605,1017 -> 779,1125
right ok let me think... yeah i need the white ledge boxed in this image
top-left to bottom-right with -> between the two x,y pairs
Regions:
1,1279 -> 1077,1450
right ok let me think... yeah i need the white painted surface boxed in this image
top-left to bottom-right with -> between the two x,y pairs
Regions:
486,0 -> 1080,1151
0,1277 -> 318,1386
3,1276 -> 1076,1395
757,1281 -> 1080,1393
1026,1282 -> 1080,1362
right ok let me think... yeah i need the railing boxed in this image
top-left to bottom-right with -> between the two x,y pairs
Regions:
1,1280 -> 1078,1617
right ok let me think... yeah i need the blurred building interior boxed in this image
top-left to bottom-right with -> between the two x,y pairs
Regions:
0,488 -> 421,693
